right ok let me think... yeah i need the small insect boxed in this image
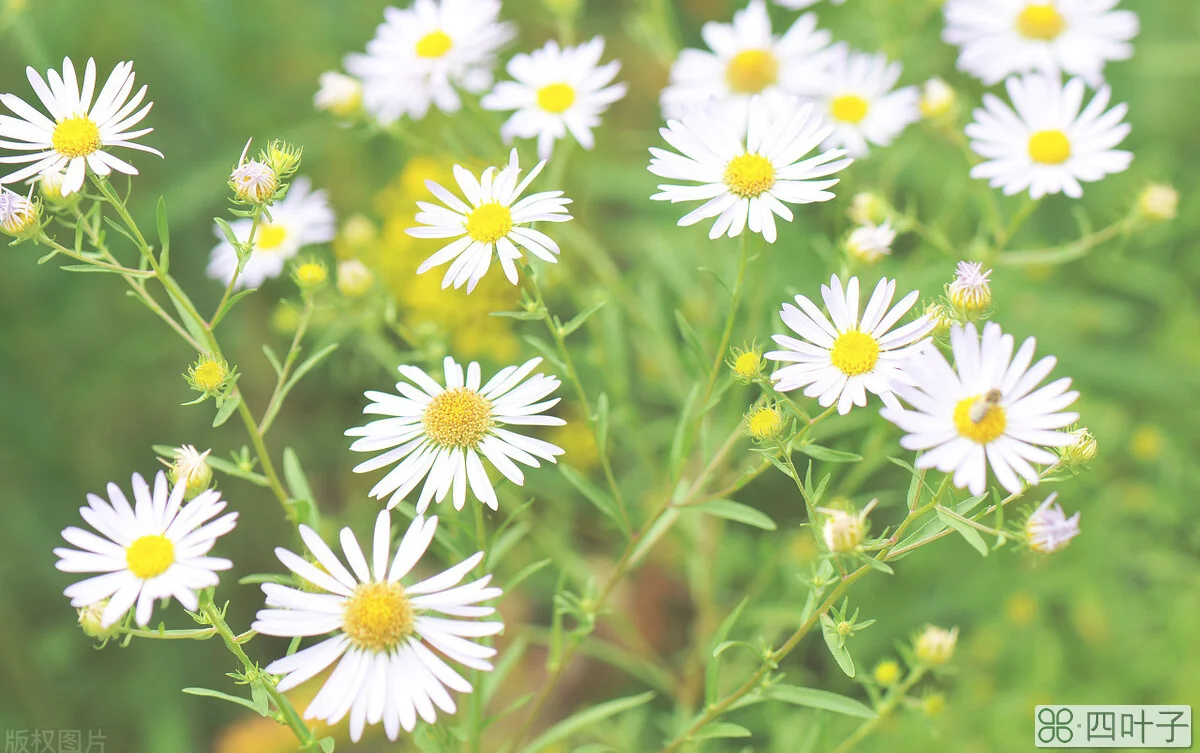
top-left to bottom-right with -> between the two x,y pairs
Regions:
969,388 -> 1003,424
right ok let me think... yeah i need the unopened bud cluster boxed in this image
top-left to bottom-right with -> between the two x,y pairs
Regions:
915,624 -> 958,665
229,139 -> 302,206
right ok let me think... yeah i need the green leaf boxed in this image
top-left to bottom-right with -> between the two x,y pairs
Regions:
685,499 -> 776,531
767,684 -> 877,719
706,597 -> 750,705
489,309 -> 545,321
59,264 -> 155,277
521,691 -> 655,753
594,392 -> 609,450
668,383 -> 701,479
860,556 -> 895,575
214,217 -> 240,249
156,196 -> 170,273
505,558 -> 552,592
212,393 -> 241,428
262,344 -> 284,376
560,300 -> 606,337
673,309 -> 709,371
820,614 -> 856,677
560,464 -> 623,531
249,680 -> 269,716
521,334 -> 567,372
316,737 -> 335,753
693,723 -> 752,740
797,443 -> 863,463
935,507 -> 989,556
211,288 -> 257,328
282,343 -> 339,394
182,687 -> 262,714
205,455 -> 269,487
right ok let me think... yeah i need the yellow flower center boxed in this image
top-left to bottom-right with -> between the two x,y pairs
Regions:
257,224 -> 289,251
464,202 -> 513,244
1027,129 -> 1071,164
536,83 -> 576,114
192,360 -> 227,392
342,582 -> 414,652
733,351 -> 761,377
953,395 -> 1008,444
51,115 -> 102,159
726,49 -> 779,94
423,387 -> 494,448
723,154 -> 775,199
415,30 -> 453,59
830,331 -> 880,376
295,262 -> 327,287
1016,3 -> 1066,40
125,535 -> 175,579
874,660 -> 902,685
830,94 -> 870,124
747,407 -> 783,440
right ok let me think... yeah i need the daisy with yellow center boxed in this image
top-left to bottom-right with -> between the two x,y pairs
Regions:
206,177 -> 335,289
650,95 -> 852,243
767,275 -> 934,415
253,510 -> 503,742
54,471 -> 237,628
0,57 -> 162,195
407,149 -> 573,292
347,355 -> 565,511
816,43 -> 919,158
943,0 -> 1138,86
482,37 -> 628,160
966,74 -> 1131,199
660,0 -> 831,120
882,322 -> 1080,496
345,0 -> 515,124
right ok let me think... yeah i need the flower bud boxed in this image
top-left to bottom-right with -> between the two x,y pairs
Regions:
915,625 -> 958,665
948,260 -> 992,314
1025,492 -> 1081,553
293,259 -> 329,292
919,77 -> 957,120
267,140 -> 303,179
1059,427 -> 1098,466
924,301 -> 956,337
337,259 -> 374,297
186,354 -> 232,396
845,221 -> 895,265
819,499 -> 876,553
0,189 -> 40,240
745,404 -> 784,442
166,445 -> 213,498
848,192 -> 889,226
873,659 -> 901,685
38,168 -> 78,207
921,692 -> 947,717
1137,183 -> 1177,222
78,601 -> 116,640
314,71 -> 363,118
727,343 -> 764,382
229,160 -> 277,205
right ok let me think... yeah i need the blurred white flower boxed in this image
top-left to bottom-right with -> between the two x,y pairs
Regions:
54,471 -> 237,627
948,260 -> 993,312
967,74 -> 1131,199
766,275 -> 933,415
1025,492 -> 1081,552
846,220 -> 895,264
881,322 -> 1080,495
206,177 -> 335,289
254,511 -> 502,741
649,95 -> 851,243
345,0 -> 514,124
815,43 -> 919,157
347,356 -> 565,511
314,71 -> 363,117
660,0 -> 831,120
482,37 -> 627,160
0,57 -> 162,195
406,149 -> 572,292
943,0 -> 1138,86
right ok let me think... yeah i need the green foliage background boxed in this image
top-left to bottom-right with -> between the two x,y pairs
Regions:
0,0 -> 1197,751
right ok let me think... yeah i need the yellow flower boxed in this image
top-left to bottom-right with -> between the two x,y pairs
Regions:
187,355 -> 232,396
745,404 -> 783,442
873,659 -> 901,685
915,625 -> 958,665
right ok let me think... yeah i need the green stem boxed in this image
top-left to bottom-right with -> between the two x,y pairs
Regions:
831,665 -> 930,753
209,208 -> 264,327
259,297 -> 315,435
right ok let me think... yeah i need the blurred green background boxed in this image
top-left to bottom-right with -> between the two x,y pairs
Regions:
1,0 -> 1197,751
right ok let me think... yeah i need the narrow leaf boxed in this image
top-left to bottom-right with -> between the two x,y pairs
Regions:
685,499 -> 776,531
522,691 -> 655,753
767,684 -> 877,719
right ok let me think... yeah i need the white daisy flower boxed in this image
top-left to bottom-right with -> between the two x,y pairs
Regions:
406,149 -> 572,293
481,37 -> 627,160
1025,492 -> 1080,552
0,57 -> 162,195
660,0 -> 832,120
966,73 -> 1131,199
766,275 -> 934,415
345,0 -> 515,124
649,95 -> 852,243
54,471 -> 237,628
253,510 -> 502,741
881,321 -> 1080,496
845,220 -> 895,264
948,260 -> 993,312
815,43 -> 918,157
943,0 -> 1139,86
206,177 -> 335,289
314,71 -> 363,118
347,356 -> 565,511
